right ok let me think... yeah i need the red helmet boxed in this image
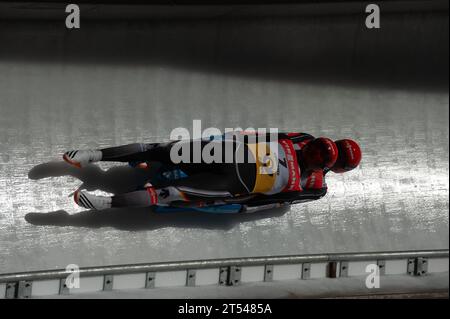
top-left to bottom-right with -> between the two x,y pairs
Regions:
301,137 -> 338,171
331,139 -> 362,173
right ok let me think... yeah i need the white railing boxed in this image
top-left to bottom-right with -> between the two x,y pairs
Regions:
0,249 -> 448,298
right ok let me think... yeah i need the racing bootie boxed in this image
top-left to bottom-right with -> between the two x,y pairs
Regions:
74,190 -> 112,210
63,149 -> 102,168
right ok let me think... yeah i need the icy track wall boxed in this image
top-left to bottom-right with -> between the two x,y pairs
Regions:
0,9 -> 448,273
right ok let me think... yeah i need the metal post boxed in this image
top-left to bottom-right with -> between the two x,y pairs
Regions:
17,281 -> 32,299
186,269 -> 196,287
218,267 -> 228,286
302,263 -> 311,279
145,272 -> 155,288
103,275 -> 114,291
228,266 -> 241,286
339,261 -> 349,277
264,265 -> 274,282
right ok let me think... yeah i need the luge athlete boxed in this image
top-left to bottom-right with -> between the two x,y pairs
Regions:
63,132 -> 361,211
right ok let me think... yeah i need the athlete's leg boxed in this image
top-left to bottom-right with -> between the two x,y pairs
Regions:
74,168 -> 247,210
100,139 -> 242,166
64,139 -> 216,168
75,181 -> 222,210
109,184 -> 213,208
100,142 -> 174,163
111,189 -> 156,208
64,136 -> 261,168
63,142 -> 174,167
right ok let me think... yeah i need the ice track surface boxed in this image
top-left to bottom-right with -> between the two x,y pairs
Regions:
0,9 -> 448,273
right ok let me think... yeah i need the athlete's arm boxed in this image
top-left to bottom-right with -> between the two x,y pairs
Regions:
227,131 -> 314,142
263,132 -> 315,143
282,132 -> 315,142
303,169 -> 326,190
